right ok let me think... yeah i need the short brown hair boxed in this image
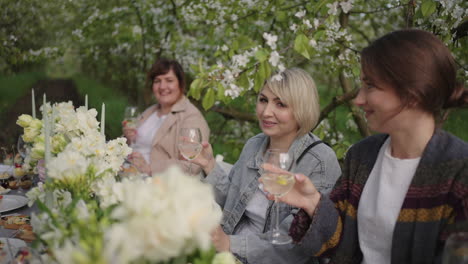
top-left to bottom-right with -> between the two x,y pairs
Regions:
361,29 -> 467,119
147,58 -> 186,93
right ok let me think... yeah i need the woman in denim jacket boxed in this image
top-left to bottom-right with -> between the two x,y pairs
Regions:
190,68 -> 341,264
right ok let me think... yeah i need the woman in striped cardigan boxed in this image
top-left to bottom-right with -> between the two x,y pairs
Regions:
266,29 -> 468,263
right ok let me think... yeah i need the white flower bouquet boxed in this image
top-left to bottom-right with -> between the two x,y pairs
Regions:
20,101 -> 236,264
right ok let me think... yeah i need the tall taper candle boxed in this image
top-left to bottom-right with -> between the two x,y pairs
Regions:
101,103 -> 105,137
43,103 -> 50,173
32,89 -> 36,118
85,94 -> 88,110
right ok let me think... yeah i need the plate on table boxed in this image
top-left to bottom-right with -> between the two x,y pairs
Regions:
0,165 -> 13,176
0,195 -> 28,213
0,238 -> 27,263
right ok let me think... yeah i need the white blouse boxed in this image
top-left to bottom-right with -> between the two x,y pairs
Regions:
131,112 -> 167,163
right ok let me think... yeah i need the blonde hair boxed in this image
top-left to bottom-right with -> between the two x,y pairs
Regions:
264,68 -> 320,137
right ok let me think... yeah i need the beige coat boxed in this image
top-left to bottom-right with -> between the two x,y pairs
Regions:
137,96 -> 210,174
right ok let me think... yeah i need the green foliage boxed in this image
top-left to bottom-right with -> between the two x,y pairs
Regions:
443,109 -> 468,142
2,0 -> 467,163
0,71 -> 46,114
72,75 -> 129,139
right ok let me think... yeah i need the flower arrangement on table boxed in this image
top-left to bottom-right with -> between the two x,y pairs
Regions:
15,99 -> 235,264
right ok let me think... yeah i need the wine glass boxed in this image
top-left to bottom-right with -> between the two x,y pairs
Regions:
260,149 -> 295,245
17,135 -> 27,162
123,106 -> 140,145
442,232 -> 468,264
178,128 -> 202,175
13,167 -> 26,194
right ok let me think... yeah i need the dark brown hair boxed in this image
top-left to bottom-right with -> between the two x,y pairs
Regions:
147,58 -> 186,93
361,29 -> 467,119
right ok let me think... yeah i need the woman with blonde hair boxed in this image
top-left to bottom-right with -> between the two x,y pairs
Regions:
189,68 -> 341,264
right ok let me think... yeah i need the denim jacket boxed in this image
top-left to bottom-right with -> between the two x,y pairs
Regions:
204,132 -> 341,264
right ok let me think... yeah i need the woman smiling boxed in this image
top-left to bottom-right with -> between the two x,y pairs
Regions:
123,58 -> 210,175
189,68 -> 341,264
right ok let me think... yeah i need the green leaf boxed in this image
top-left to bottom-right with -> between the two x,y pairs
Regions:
294,34 -> 310,59
189,78 -> 203,100
254,49 -> 269,62
314,30 -> 325,40
237,73 -> 250,89
254,72 -> 265,92
258,61 -> 271,82
232,40 -> 239,51
352,66 -> 360,77
217,82 -> 225,101
421,0 -> 437,17
276,11 -> 287,22
202,88 -> 215,110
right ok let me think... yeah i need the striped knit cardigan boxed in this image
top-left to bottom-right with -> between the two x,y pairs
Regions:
291,130 -> 468,264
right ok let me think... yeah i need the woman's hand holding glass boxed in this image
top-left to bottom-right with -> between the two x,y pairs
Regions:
186,142 -> 216,175
177,128 -> 203,175
122,106 -> 140,145
259,149 -> 296,244
261,164 -> 321,218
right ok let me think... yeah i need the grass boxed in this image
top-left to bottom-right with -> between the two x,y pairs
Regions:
0,71 -> 46,114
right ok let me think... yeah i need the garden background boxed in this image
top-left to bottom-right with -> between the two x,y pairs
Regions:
1,0 -> 467,164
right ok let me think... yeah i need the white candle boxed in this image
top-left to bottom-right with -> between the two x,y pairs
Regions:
32,89 -> 36,119
43,103 -> 50,173
85,94 -> 88,110
101,103 -> 105,137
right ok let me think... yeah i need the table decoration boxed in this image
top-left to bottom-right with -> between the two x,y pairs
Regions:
15,101 -> 236,264
31,88 -> 36,119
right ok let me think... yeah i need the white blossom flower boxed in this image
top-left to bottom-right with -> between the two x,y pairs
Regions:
326,2 -> 339,15
303,19 -> 312,29
289,23 -> 298,32
268,51 -> 281,67
295,10 -> 306,18
262,32 -> 278,50
221,45 -> 229,51
340,0 -> 354,14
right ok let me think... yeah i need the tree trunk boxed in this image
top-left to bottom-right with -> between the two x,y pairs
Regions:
339,12 -> 371,137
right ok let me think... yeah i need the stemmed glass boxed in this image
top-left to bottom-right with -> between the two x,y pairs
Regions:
442,232 -> 468,264
260,149 -> 296,245
123,106 -> 140,145
13,168 -> 25,194
17,135 -> 27,161
178,128 -> 202,175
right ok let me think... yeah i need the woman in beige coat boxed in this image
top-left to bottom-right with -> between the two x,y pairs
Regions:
123,58 -> 210,175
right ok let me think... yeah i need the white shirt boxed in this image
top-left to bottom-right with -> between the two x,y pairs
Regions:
132,112 -> 167,163
358,138 -> 421,264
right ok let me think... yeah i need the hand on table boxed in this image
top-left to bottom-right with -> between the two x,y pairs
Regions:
211,225 -> 230,252
260,163 -> 321,217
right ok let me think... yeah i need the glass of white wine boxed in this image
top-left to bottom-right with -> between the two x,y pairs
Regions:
178,128 -> 202,175
260,149 -> 295,245
123,106 -> 140,145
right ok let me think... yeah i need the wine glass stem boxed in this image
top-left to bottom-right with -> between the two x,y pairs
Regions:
274,196 -> 280,233
188,161 -> 192,175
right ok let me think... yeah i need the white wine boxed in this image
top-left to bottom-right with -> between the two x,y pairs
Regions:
261,173 -> 295,196
178,142 -> 202,160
